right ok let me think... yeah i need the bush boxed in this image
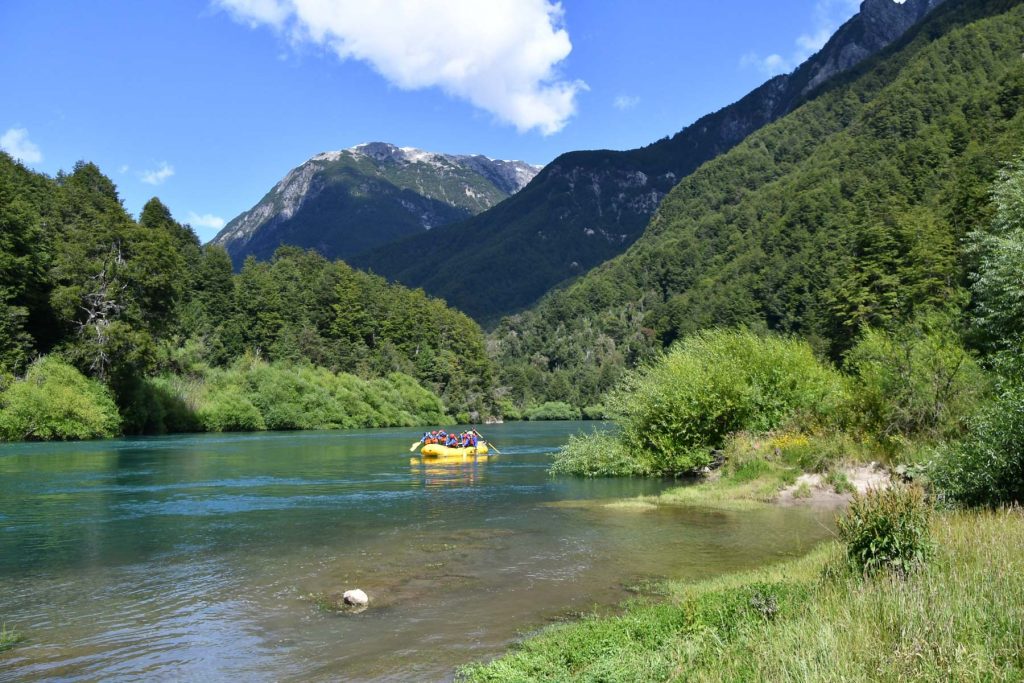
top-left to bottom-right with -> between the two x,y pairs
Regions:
611,329 -> 845,475
550,431 -> 651,477
154,358 -> 447,434
931,375 -> 1024,507
581,404 -> 612,420
0,356 -> 120,441
198,387 -> 266,432
837,484 -> 932,577
844,313 -> 987,443
825,470 -> 856,494
524,401 -> 581,421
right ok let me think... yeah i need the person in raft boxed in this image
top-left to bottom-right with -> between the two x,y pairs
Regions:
418,430 -> 441,445
445,432 -> 459,447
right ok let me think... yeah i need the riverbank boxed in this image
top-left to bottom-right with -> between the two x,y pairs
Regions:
460,506 -> 1024,681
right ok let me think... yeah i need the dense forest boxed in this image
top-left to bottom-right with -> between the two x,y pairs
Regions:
492,0 -> 1024,411
0,154 -> 493,438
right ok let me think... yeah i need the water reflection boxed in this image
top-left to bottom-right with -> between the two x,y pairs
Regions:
409,453 -> 493,488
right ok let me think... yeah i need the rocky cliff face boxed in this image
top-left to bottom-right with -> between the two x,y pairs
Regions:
212,143 -> 540,266
355,0 -> 949,323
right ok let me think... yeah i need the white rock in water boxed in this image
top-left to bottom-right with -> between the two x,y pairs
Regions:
343,589 -> 369,606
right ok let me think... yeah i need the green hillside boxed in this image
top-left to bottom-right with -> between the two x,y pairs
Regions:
492,0 -> 1024,411
354,0 -> 945,322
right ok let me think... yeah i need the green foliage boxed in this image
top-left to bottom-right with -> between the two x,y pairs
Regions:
549,431 -> 650,478
931,354 -> 1024,507
825,469 -> 856,494
0,356 -> 120,441
728,457 -> 774,484
969,155 -> 1024,351
580,405 -> 611,420
0,154 -> 493,438
523,401 -> 581,421
837,484 -> 933,577
612,329 -> 844,475
149,358 -> 447,434
0,622 -> 24,653
843,312 -> 988,442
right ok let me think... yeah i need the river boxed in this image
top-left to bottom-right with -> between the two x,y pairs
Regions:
0,421 -> 835,681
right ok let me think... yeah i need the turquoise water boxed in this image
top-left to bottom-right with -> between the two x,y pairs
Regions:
0,422 -> 835,681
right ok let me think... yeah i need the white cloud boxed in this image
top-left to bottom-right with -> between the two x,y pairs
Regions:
118,164 -> 130,174
216,0 -> 585,135
141,162 -> 175,185
0,128 -> 43,164
613,94 -> 640,111
740,0 -> 861,76
187,211 -> 226,230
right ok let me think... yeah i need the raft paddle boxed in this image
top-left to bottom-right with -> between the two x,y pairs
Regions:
473,429 -> 501,454
409,441 -> 422,452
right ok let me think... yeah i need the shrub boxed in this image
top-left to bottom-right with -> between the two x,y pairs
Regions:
525,401 -> 581,421
581,404 -> 612,420
825,470 -> 856,494
610,329 -> 845,475
154,359 -> 447,434
931,375 -> 1024,507
550,431 -> 650,477
0,356 -> 120,441
837,484 -> 932,577
844,313 -> 987,443
773,432 -> 859,473
496,399 -> 523,421
198,388 -> 266,432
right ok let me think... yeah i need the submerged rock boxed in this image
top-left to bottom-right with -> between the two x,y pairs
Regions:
343,589 -> 369,606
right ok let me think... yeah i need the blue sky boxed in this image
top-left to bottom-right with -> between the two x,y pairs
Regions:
1,0 -> 861,241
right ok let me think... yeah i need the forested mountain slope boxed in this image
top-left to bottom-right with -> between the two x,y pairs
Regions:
213,142 -> 540,267
356,0 -> 946,322
492,0 -> 1024,410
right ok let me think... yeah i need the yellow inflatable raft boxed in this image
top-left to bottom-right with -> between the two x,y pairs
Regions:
420,442 -> 489,458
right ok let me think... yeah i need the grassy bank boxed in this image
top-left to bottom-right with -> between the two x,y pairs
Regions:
460,507 -> 1024,682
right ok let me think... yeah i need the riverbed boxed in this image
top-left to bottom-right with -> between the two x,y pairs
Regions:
0,421 -> 835,681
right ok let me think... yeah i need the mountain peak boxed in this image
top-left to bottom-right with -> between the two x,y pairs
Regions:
211,142 -> 543,266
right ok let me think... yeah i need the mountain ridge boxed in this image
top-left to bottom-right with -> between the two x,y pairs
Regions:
212,142 -> 541,267
354,0 -> 948,323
